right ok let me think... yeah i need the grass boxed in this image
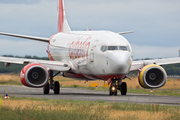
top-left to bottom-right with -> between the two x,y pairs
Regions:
0,106 -> 107,120
0,74 -> 22,85
0,96 -> 180,120
0,80 -> 22,85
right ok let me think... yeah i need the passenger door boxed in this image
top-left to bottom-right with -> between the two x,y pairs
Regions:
90,40 -> 98,62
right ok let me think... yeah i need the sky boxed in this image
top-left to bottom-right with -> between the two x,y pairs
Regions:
0,0 -> 180,59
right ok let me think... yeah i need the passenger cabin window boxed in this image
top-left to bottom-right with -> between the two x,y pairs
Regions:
100,46 -> 130,52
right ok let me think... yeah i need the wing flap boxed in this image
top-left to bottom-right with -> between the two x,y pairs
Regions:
0,32 -> 49,42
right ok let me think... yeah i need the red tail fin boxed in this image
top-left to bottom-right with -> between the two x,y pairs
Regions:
58,0 -> 71,32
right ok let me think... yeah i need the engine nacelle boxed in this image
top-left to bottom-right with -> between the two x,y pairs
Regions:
20,63 -> 49,88
138,64 -> 167,89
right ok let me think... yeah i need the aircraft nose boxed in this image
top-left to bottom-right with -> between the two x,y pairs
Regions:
109,52 -> 131,74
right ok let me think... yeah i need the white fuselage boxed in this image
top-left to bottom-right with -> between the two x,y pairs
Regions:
48,31 -> 133,80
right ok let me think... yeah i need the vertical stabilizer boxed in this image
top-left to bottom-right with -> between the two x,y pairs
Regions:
58,0 -> 71,32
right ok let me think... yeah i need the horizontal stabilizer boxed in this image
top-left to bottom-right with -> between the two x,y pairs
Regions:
119,31 -> 134,35
0,32 -> 49,42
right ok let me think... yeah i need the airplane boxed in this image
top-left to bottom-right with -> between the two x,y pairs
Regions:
0,0 -> 180,96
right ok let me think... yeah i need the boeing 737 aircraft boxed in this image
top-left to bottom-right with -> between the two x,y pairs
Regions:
0,0 -> 180,96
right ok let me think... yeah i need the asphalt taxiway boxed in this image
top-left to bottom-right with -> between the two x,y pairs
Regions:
0,85 -> 180,106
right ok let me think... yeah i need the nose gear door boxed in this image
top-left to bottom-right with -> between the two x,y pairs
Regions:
90,40 -> 98,62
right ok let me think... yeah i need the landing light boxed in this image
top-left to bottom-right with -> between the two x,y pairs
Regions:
112,86 -> 116,91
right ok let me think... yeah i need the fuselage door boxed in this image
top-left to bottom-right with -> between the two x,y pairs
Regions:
90,40 -> 98,62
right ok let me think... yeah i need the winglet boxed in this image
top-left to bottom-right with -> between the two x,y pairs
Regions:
58,0 -> 71,32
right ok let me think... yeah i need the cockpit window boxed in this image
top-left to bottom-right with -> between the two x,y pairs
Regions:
100,46 -> 108,52
100,46 -> 105,52
108,46 -> 118,50
100,46 -> 130,52
104,46 -> 108,51
119,46 -> 128,51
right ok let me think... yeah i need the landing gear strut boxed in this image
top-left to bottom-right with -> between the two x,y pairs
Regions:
43,70 -> 60,94
109,78 -> 127,96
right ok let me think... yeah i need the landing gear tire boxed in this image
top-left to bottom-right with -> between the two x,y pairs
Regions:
43,82 -> 50,94
121,82 -> 127,95
54,81 -> 60,94
109,87 -> 112,96
114,89 -> 117,96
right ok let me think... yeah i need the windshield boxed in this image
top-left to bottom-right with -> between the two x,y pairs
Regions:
100,46 -> 130,52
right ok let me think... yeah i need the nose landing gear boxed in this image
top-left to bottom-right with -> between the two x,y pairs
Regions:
109,78 -> 127,96
109,79 -> 117,96
43,70 -> 60,94
109,86 -> 117,96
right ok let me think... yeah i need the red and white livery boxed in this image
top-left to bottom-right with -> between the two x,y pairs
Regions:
0,0 -> 180,95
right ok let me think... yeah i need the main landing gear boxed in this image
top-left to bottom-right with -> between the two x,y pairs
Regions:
109,78 -> 127,96
43,70 -> 60,94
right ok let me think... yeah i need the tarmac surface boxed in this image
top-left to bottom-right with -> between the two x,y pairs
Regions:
0,85 -> 180,106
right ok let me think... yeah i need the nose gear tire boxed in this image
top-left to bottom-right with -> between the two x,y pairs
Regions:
121,82 -> 127,95
43,82 -> 50,94
109,87 -> 112,96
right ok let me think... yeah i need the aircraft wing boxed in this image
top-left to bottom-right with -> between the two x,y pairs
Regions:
0,57 -> 70,72
0,32 -> 49,43
130,57 -> 180,71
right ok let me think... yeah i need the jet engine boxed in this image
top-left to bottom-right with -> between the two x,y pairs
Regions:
20,63 -> 49,88
138,64 -> 167,89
